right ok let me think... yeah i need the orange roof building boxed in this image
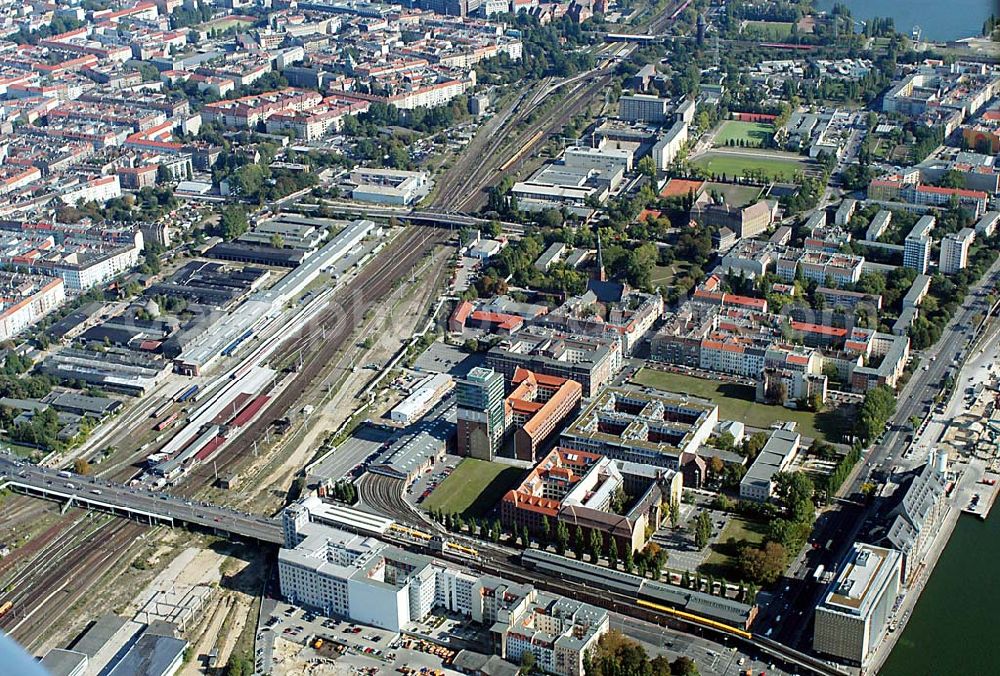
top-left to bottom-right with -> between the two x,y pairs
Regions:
500,446 -> 683,554
505,367 -> 582,462
449,300 -> 474,333
692,275 -> 769,312
789,320 -> 849,348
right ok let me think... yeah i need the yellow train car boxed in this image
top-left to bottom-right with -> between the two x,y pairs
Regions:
635,598 -> 752,640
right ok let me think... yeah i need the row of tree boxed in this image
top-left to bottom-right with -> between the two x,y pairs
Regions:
428,508 -> 673,580
855,384 -> 897,444
329,480 -> 358,505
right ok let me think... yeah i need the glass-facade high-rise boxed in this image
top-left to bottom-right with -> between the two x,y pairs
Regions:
456,366 -> 505,460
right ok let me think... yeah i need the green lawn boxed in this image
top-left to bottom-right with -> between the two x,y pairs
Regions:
702,181 -> 763,208
693,151 -> 810,183
423,458 -> 524,517
700,516 -> 768,580
2,440 -> 41,459
743,20 -> 794,40
713,121 -> 775,148
198,17 -> 253,32
651,261 -> 691,287
632,368 -> 844,443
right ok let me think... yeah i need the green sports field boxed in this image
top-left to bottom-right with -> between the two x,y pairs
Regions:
693,150 -> 810,183
713,121 -> 775,148
198,17 -> 253,32
743,20 -> 794,40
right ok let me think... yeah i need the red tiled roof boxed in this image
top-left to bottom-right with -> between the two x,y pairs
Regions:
450,299 -> 474,327
470,310 -> 523,332
790,320 -> 847,337
638,208 -> 662,223
724,293 -> 767,310
915,184 -> 988,199
702,339 -> 745,354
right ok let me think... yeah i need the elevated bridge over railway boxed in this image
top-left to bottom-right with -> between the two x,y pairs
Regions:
0,455 -> 282,544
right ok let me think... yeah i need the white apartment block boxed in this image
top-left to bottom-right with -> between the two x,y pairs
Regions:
0,274 -> 65,341
886,452 -> 948,583
903,215 -> 935,274
939,227 -> 974,274
56,234 -> 144,291
739,429 -> 800,502
813,543 -> 902,666
699,338 -> 767,378
866,210 -> 892,241
278,497 -> 608,675
974,211 -> 1000,238
60,175 -> 122,206
389,79 -> 469,110
776,250 -> 864,288
501,596 -> 608,676
652,120 -> 689,170
834,198 -> 857,226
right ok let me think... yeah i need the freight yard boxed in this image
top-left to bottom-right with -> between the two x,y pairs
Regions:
4,0 -> 1000,674
0,216 -> 453,662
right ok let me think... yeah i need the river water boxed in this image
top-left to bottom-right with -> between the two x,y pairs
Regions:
879,508 -> 1000,675
815,0 -> 994,42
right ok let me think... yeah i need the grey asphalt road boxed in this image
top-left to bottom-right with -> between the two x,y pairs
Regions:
0,454 -> 281,543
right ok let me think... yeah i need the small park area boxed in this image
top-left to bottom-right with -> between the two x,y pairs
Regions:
700,516 -> 768,580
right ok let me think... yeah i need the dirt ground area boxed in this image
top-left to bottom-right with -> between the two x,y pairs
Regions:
182,594 -> 236,676
31,528 -> 189,655
191,544 -> 269,673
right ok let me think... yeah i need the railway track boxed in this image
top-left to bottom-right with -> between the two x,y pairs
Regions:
646,0 -> 690,34
0,225 -> 450,649
268,225 -> 441,367
185,225 -> 449,487
431,78 -> 555,209
466,71 -> 614,213
431,1 -> 690,214
0,516 -> 141,649
431,68 -> 614,213
357,473 -> 444,534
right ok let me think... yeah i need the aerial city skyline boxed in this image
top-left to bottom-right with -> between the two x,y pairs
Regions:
0,1 -> 998,675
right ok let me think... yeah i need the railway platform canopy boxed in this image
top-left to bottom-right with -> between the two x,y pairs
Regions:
299,495 -> 394,536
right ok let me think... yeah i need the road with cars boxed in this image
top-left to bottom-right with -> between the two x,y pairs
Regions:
0,454 -> 282,544
768,259 -> 1000,649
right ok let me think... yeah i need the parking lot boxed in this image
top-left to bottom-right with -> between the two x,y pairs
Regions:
258,599 -> 475,675
406,453 -> 462,505
651,495 -> 732,574
307,423 -> 394,484
451,256 -> 481,294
